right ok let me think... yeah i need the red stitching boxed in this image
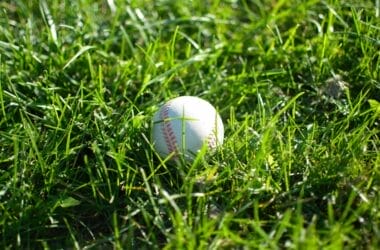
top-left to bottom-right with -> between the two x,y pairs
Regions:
160,102 -> 178,157
207,132 -> 217,149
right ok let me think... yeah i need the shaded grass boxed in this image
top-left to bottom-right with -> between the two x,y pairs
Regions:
0,0 -> 379,248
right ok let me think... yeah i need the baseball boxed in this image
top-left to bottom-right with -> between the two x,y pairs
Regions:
152,96 -> 224,162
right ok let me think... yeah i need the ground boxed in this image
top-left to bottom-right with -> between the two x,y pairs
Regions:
0,0 -> 379,249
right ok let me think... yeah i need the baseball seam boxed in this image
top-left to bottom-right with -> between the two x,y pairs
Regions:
207,131 -> 217,149
206,115 -> 220,150
160,103 -> 178,157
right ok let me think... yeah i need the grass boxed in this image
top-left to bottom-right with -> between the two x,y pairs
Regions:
0,0 -> 379,248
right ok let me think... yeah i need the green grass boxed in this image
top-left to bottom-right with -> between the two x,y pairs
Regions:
0,0 -> 379,248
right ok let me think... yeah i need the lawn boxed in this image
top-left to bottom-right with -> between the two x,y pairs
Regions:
0,0 -> 379,249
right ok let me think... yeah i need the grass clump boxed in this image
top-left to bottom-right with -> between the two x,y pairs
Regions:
0,0 -> 379,248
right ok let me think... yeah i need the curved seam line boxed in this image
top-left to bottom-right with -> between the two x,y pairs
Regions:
160,103 -> 178,157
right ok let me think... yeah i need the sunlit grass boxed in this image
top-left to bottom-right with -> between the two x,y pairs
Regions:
0,0 -> 379,248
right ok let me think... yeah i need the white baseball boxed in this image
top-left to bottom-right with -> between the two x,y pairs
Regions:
152,96 -> 224,162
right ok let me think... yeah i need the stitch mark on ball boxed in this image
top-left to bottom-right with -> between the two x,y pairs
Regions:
206,129 -> 218,149
160,103 -> 178,157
